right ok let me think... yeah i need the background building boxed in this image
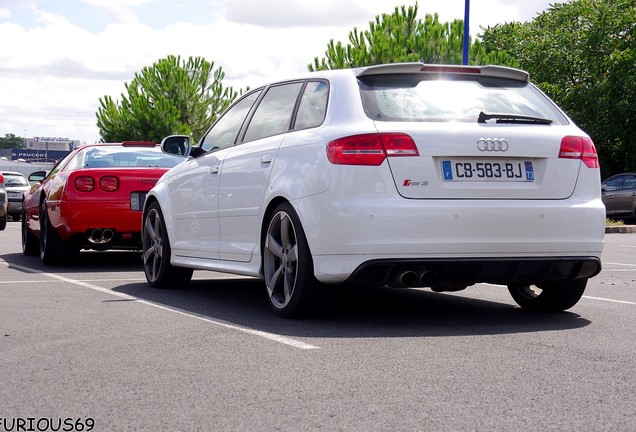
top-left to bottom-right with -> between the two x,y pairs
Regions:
11,136 -> 79,163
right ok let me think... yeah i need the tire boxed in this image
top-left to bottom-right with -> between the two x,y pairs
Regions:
0,212 -> 6,231
39,200 -> 78,265
22,207 -> 39,256
507,279 -> 588,312
142,201 -> 193,288
39,199 -> 64,265
263,202 -> 317,318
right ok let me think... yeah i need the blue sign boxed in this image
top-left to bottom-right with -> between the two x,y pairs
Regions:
11,148 -> 69,163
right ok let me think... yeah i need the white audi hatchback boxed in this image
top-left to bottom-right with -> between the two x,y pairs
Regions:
142,63 -> 605,317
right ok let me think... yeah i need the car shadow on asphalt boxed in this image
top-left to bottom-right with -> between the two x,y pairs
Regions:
111,275 -> 591,339
1,251 -> 592,337
1,250 -> 144,273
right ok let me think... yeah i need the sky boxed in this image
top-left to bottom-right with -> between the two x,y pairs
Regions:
0,0 -> 567,144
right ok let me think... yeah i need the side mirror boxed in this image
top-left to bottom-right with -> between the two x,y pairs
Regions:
160,135 -> 192,157
28,171 -> 47,183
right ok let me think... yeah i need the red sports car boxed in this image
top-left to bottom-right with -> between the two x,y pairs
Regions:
22,141 -> 185,265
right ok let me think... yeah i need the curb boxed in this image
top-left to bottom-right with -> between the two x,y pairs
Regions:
605,225 -> 636,234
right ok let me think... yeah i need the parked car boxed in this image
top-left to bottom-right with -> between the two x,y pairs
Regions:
142,62 -> 605,317
601,173 -> 636,220
0,172 -> 7,230
22,141 -> 185,265
1,171 -> 31,221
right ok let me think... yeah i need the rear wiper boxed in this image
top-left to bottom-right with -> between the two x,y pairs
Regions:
478,111 -> 553,125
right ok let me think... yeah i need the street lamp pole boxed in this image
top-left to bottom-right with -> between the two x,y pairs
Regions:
463,0 -> 470,65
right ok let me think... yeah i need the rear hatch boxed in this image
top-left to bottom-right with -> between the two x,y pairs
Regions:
375,123 -> 582,200
357,63 -> 595,200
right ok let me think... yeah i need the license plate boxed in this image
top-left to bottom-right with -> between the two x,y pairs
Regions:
442,160 -> 534,182
8,192 -> 22,198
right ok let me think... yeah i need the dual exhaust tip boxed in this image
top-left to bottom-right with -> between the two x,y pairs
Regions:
394,269 -> 439,288
392,269 -> 468,292
88,228 -> 114,244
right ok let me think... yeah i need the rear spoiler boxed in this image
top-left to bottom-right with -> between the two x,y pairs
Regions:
355,62 -> 530,83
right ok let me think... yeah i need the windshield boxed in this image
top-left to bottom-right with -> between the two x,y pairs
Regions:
3,174 -> 29,186
63,145 -> 184,171
358,74 -> 569,125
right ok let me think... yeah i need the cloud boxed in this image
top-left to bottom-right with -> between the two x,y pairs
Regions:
223,0 -> 373,27
32,8 -> 70,26
75,0 -> 155,25
0,0 -> 570,144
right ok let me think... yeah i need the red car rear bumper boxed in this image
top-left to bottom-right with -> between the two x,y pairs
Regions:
48,199 -> 143,240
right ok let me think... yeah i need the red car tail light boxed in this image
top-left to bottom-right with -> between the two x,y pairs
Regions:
559,136 -> 600,168
100,176 -> 119,192
74,176 -> 95,192
327,133 -> 419,166
0,173 -> 4,184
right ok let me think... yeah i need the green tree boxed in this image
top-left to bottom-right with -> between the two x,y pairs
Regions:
96,55 -> 240,143
309,3 -> 517,71
480,0 -> 636,176
0,133 -> 24,149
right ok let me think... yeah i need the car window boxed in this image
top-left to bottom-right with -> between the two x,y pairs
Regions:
603,176 -> 624,191
623,176 -> 636,189
4,174 -> 29,187
295,81 -> 328,130
61,150 -> 86,171
358,74 -> 569,124
200,90 -> 262,152
62,146 -> 183,170
46,149 -> 77,176
243,82 -> 304,143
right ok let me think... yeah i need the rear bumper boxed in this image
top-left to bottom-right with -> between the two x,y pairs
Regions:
48,200 -> 143,239
346,256 -> 602,288
297,194 -> 605,284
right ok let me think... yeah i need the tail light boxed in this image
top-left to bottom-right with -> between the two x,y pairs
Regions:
558,136 -> 599,168
327,133 -> 419,166
100,176 -> 119,192
0,173 -> 4,184
74,176 -> 94,192
74,176 -> 120,192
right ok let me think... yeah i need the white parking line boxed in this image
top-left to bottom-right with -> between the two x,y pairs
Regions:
0,260 -> 320,351
603,261 -> 636,267
0,276 -> 225,284
582,296 -> 636,305
0,278 -> 147,284
601,269 -> 636,272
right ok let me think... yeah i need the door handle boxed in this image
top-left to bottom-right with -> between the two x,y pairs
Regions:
260,155 -> 272,164
210,166 -> 220,174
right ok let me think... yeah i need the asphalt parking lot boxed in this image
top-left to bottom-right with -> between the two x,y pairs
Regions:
1,221 -> 635,431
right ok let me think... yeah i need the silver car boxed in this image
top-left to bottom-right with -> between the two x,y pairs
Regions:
1,171 -> 31,222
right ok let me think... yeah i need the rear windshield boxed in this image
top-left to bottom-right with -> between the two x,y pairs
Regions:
358,74 -> 569,125
3,173 -> 29,186
63,146 -> 184,171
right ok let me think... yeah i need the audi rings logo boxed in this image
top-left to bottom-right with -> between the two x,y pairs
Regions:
477,138 -> 509,152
